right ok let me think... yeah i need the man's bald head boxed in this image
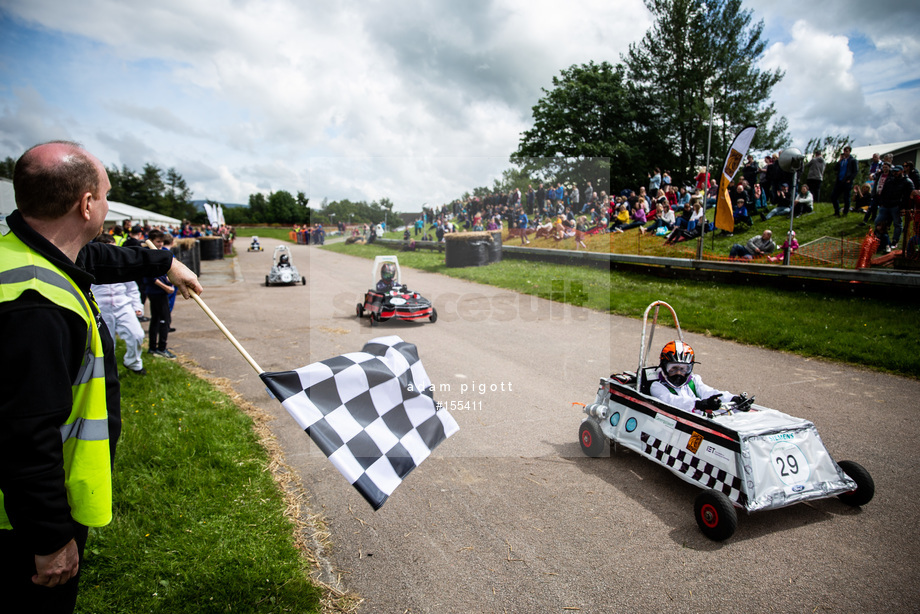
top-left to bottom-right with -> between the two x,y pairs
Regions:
13,141 -> 103,220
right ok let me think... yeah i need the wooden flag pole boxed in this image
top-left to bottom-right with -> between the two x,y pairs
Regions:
145,240 -> 264,374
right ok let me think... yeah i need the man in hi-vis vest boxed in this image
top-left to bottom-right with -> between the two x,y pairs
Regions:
0,141 -> 202,612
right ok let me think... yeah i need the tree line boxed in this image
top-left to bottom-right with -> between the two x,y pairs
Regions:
511,0 -> 787,192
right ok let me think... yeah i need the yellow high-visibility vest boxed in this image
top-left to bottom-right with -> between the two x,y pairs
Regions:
0,231 -> 113,528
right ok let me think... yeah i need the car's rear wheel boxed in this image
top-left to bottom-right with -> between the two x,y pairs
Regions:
356,303 -> 364,318
578,420 -> 606,457
430,307 -> 438,323
265,275 -> 270,286
837,460 -> 875,507
695,489 -> 737,541
301,277 -> 306,285
370,312 -> 378,326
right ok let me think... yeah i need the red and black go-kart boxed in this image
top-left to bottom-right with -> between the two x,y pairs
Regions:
356,256 -> 437,326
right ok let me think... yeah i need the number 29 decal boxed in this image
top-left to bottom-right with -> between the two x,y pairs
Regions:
770,441 -> 811,485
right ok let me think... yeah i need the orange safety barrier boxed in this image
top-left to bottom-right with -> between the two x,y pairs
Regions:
856,230 -> 880,269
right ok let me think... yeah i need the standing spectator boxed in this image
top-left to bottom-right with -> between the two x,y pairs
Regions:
583,181 -> 595,208
661,170 -> 672,187
830,146 -> 858,216
535,183 -> 546,217
694,166 -> 711,196
91,235 -> 147,376
123,225 -> 149,321
759,155 -> 775,203
804,150 -> 826,203
649,168 -> 662,193
765,153 -> 784,204
729,229 -> 776,259
742,155 -> 759,188
867,153 -> 882,180
518,209 -> 530,245
875,165 -> 913,248
904,161 -> 920,191
0,141 -> 200,612
143,230 -> 176,359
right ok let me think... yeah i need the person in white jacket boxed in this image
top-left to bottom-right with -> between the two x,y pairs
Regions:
91,236 -> 147,375
649,340 -> 743,415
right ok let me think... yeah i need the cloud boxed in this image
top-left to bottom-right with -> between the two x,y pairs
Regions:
1,0 -> 917,208
761,21 -> 869,128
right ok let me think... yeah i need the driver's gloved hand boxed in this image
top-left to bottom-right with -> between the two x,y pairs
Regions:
694,395 -> 722,412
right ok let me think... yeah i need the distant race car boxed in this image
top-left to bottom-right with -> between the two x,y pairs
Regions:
265,245 -> 306,286
577,300 -> 874,541
356,255 -> 437,326
247,236 -> 264,252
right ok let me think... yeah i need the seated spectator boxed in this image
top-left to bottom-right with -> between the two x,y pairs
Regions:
793,184 -> 814,216
761,184 -> 793,220
688,198 -> 705,230
619,200 -> 648,231
733,182 -> 752,211
768,230 -> 799,262
552,217 -> 566,240
664,198 -> 704,244
733,198 -> 753,229
673,200 -> 693,229
643,202 -> 675,235
610,203 -> 631,233
677,186 -> 691,208
729,229 -> 776,259
664,185 -> 678,209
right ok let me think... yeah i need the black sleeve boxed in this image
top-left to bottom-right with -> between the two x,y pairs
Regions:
0,295 -> 88,554
78,243 -> 173,285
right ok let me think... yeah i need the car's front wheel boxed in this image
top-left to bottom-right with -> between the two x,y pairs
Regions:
578,420 -> 606,457
837,460 -> 875,507
694,489 -> 737,541
429,307 -> 438,323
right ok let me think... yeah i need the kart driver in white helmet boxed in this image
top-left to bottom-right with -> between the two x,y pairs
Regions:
649,341 -> 745,415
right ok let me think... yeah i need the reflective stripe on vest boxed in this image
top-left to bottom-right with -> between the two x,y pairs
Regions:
0,232 -> 113,529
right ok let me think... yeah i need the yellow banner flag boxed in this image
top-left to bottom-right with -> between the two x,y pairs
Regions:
714,126 -> 757,233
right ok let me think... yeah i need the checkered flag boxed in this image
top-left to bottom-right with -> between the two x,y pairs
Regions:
259,336 -> 459,510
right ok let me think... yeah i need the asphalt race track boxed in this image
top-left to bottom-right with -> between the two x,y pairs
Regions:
168,237 -> 920,613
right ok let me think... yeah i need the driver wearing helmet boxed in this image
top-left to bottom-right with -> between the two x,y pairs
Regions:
376,262 -> 398,292
649,341 -> 745,415
278,253 -> 290,267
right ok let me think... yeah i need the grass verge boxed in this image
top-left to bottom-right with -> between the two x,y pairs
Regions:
323,241 -> 919,378
77,347 -> 360,613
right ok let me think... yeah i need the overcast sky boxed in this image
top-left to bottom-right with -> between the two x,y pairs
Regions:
1,0 -> 917,212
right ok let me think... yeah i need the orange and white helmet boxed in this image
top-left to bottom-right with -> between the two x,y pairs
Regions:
659,341 -> 695,386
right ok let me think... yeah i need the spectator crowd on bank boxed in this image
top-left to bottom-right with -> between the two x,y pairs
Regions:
408,147 -> 918,260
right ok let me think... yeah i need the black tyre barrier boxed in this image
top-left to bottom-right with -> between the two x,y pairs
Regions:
445,231 -> 501,268
199,236 -> 224,260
